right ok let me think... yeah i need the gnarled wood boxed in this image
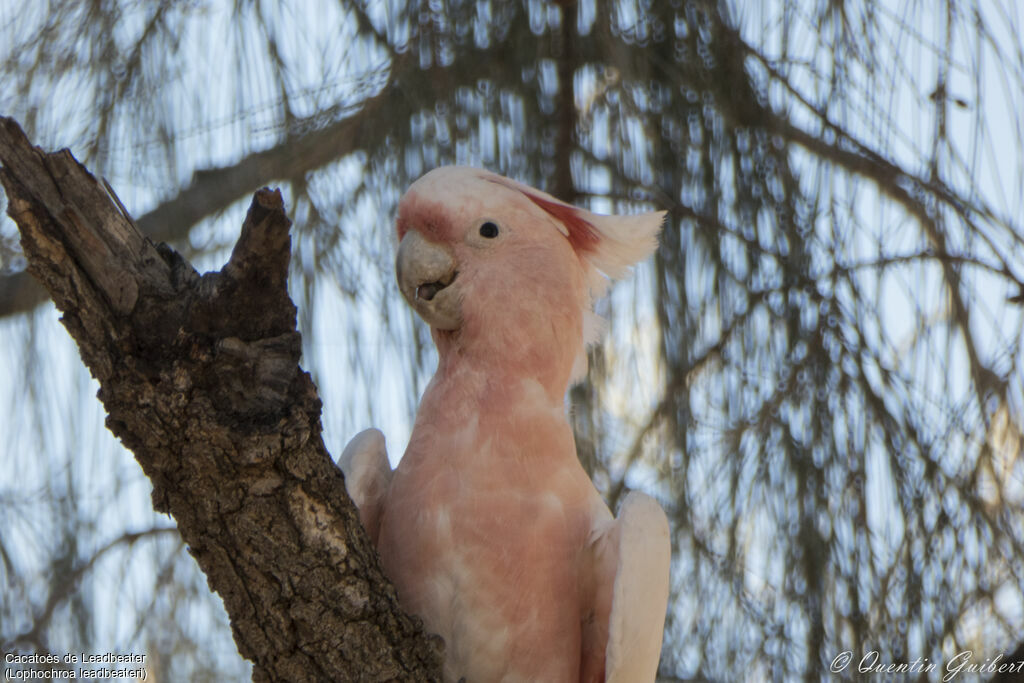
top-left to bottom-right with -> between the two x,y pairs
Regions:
0,116 -> 443,682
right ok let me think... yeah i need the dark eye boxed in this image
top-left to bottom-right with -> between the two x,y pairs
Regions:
479,221 -> 499,238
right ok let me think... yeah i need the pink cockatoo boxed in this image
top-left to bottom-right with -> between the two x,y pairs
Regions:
341,167 -> 670,682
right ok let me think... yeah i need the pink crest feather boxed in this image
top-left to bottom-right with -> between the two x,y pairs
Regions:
519,191 -> 600,255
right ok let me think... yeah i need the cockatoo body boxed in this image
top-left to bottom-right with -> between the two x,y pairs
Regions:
341,167 -> 670,682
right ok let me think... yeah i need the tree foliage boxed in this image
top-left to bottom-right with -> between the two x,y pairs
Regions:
1,0 -> 1022,680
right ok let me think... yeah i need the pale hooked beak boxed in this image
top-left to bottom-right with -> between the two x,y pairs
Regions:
396,230 -> 461,330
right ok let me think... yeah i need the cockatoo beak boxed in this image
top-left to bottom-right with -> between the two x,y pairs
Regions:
396,230 -> 462,330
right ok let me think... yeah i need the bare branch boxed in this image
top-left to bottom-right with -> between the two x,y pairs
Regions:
0,84 -> 392,320
0,116 -> 442,682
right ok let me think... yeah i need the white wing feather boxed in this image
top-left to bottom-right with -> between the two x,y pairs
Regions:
605,491 -> 671,683
339,428 -> 392,543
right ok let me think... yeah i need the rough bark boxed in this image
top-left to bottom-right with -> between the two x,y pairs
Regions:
0,116 -> 443,682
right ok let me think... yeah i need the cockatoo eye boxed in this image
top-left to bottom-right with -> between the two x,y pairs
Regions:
479,221 -> 499,238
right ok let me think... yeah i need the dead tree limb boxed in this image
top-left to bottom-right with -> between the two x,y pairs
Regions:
0,116 -> 443,682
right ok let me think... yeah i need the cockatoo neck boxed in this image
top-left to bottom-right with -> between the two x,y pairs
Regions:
405,333 -> 580,472
431,320 -> 577,403
413,338 -> 575,467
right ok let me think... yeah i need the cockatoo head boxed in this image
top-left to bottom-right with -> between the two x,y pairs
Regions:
395,166 -> 663,388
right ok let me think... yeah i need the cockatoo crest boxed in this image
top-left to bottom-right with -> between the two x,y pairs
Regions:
483,173 -> 662,284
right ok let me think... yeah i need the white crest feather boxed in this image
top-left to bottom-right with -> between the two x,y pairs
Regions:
572,208 -> 663,382
561,205 -> 664,383
584,211 -> 665,281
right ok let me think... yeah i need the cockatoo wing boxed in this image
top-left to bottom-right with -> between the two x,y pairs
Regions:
339,428 -> 392,544
605,491 -> 671,683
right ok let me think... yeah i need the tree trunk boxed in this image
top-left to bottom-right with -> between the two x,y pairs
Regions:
0,116 -> 443,682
